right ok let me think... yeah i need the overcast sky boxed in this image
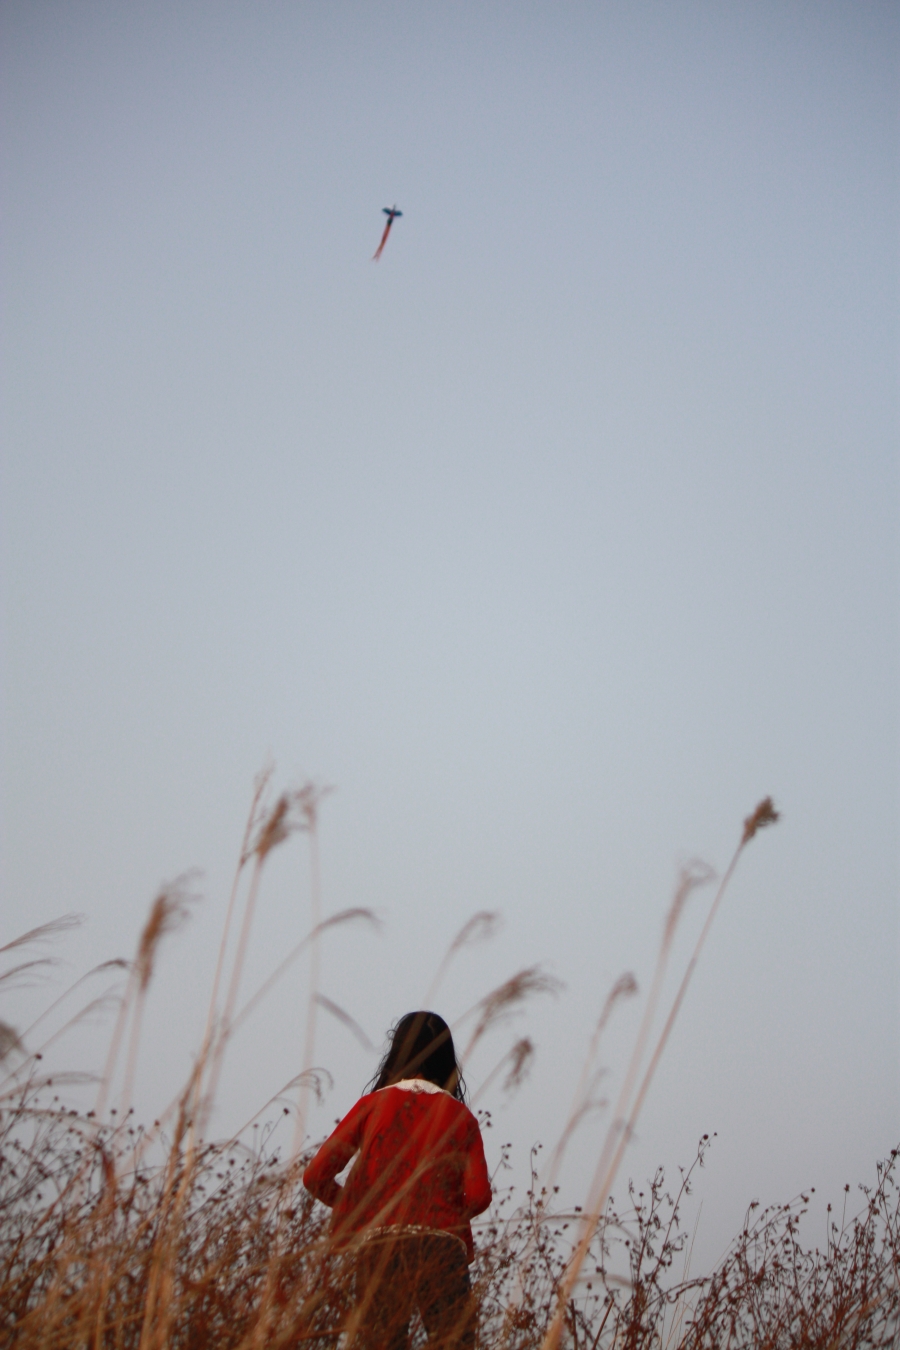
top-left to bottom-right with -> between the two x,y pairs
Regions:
2,0 -> 897,1272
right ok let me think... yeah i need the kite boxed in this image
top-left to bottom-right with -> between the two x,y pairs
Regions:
372,205 -> 402,261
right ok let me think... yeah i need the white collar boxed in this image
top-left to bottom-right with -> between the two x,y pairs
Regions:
383,1078 -> 447,1096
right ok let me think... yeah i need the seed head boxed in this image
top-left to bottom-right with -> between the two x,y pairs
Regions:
504,1038 -> 535,1092
742,797 -> 780,845
135,879 -> 196,991
0,1021 -> 23,1063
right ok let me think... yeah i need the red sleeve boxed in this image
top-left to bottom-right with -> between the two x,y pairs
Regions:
302,1097 -> 368,1208
462,1115 -> 492,1218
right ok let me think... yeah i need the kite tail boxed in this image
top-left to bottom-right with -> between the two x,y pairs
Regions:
372,222 -> 392,261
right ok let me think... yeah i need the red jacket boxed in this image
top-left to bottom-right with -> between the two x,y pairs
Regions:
302,1080 -> 492,1262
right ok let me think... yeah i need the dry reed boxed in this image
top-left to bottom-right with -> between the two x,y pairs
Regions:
2,786 -> 897,1350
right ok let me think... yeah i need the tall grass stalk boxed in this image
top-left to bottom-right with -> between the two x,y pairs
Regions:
539,799 -> 780,1350
191,766 -> 272,1139
292,785 -> 331,1158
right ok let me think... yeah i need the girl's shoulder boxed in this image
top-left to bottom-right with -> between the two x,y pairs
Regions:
373,1081 -> 482,1129
368,1081 -> 474,1113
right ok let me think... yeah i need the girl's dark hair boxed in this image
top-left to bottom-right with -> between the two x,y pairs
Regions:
367,1011 -> 466,1103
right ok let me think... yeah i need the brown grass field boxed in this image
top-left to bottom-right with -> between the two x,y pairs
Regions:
2,781 -> 897,1349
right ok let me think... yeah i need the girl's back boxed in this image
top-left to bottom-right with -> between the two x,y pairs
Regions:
303,1077 -> 490,1258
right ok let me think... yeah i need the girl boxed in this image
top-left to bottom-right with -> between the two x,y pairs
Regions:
303,1011 -> 492,1350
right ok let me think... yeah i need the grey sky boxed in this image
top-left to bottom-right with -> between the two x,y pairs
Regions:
2,1 -> 897,1270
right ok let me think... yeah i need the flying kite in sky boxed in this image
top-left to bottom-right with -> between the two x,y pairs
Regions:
372,205 -> 402,261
